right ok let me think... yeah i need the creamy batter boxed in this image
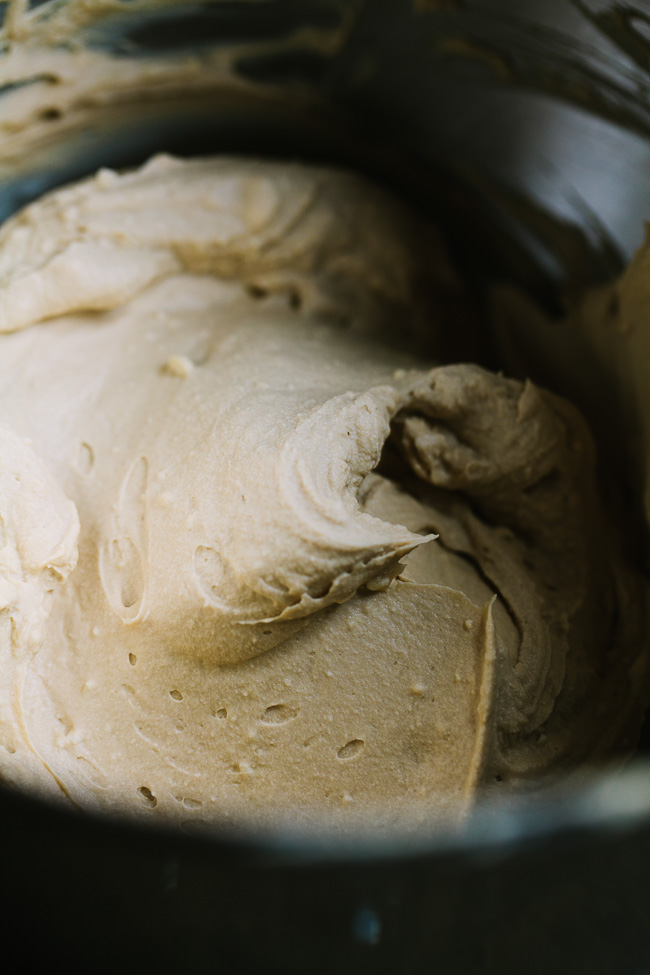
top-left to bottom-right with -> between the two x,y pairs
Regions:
0,154 -> 647,829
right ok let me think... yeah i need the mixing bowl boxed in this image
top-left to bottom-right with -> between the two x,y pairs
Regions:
2,1 -> 650,971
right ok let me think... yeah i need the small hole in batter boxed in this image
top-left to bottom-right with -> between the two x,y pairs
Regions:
182,797 -> 202,809
261,703 -> 299,725
246,283 -> 268,300
38,106 -> 62,121
138,786 -> 157,807
337,739 -> 365,760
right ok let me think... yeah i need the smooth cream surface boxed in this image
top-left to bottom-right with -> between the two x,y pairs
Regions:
0,155 -> 647,829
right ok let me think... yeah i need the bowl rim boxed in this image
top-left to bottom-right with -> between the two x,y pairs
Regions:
4,759 -> 650,867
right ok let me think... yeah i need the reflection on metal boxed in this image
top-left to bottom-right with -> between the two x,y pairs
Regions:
2,0 -> 650,289
352,906 -> 382,945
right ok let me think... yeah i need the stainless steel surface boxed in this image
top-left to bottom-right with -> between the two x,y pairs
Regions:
2,1 -> 650,971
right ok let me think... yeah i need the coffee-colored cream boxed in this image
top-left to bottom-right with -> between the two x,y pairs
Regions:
0,155 -> 647,829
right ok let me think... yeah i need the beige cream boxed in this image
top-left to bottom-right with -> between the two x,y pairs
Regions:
0,154 -> 646,830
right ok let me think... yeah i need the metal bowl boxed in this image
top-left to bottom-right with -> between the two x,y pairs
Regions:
2,1 -> 650,971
